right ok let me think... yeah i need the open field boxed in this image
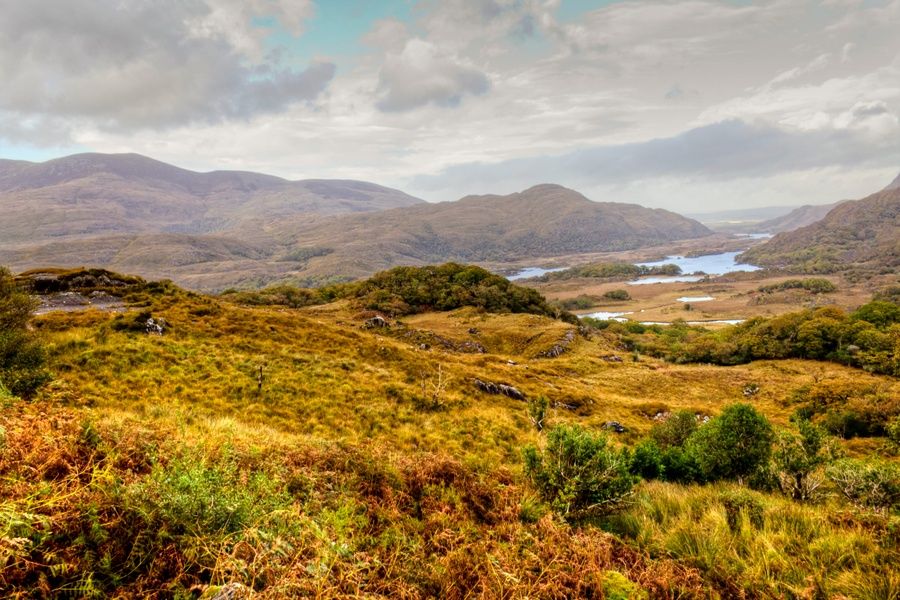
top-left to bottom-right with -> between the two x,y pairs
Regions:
1,269 -> 898,597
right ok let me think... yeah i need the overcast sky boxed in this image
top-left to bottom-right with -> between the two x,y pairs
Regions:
2,0 -> 899,212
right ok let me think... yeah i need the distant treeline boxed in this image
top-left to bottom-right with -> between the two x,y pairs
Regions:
591,301 -> 900,377
223,263 -> 576,322
531,262 -> 682,282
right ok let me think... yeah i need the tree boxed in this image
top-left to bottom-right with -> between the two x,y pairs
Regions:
0,267 -> 50,397
773,420 -> 840,501
650,410 -> 698,449
523,424 -> 635,519
526,395 -> 549,432
688,403 -> 774,483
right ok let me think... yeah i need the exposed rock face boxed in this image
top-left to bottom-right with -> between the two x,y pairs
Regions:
602,421 -> 627,433
474,378 -> 525,400
537,330 -> 576,358
365,315 -> 389,329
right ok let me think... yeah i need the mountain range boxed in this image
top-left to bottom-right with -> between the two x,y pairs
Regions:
0,153 -> 713,290
740,185 -> 900,277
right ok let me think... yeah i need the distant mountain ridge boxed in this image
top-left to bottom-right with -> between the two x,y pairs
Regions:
886,171 -> 900,191
739,184 -> 900,277
0,152 -> 424,244
0,154 -> 713,290
268,183 -> 713,283
752,201 -> 846,234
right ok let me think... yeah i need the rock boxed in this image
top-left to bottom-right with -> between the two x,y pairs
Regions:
506,360 -> 518,366
474,378 -> 525,400
468,327 -> 480,335
601,355 -> 623,363
652,411 -> 671,421
602,421 -> 626,433
537,329 -> 576,358
145,317 -> 166,335
364,315 -> 389,329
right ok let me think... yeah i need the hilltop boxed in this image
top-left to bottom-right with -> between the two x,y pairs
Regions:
0,152 -> 423,246
751,201 -> 845,234
0,167 -> 712,290
739,186 -> 900,277
270,184 -> 712,282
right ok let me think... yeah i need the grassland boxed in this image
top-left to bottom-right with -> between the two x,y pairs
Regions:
1,271 -> 899,598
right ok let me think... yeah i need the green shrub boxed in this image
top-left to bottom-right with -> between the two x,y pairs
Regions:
772,420 -> 839,501
129,456 -> 292,538
523,424 -> 635,519
630,439 -> 663,480
719,489 -> 765,533
603,289 -> 631,301
688,404 -> 774,483
650,410 -> 698,449
0,266 -> 50,397
826,459 -> 900,512
526,395 -> 549,432
758,278 -> 837,294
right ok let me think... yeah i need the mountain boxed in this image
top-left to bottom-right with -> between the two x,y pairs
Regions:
0,155 -> 712,290
752,201 -> 846,234
885,171 -> 900,191
739,187 -> 900,276
0,152 -> 423,245
689,205 -> 799,230
270,184 -> 713,282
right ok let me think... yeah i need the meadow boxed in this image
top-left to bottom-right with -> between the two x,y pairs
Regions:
1,266 -> 898,598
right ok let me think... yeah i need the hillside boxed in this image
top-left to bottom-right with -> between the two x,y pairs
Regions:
1,174 -> 712,290
272,184 -> 712,282
0,153 -> 423,246
739,187 -> 900,276
752,201 -> 845,233
886,171 -> 900,191
1,266 -> 898,597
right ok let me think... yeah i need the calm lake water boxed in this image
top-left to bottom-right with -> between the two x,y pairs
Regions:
637,251 -> 759,276
508,249 -> 760,283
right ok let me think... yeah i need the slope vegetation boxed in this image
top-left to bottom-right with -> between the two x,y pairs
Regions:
275,184 -> 711,282
1,266 -> 897,597
740,187 -> 900,277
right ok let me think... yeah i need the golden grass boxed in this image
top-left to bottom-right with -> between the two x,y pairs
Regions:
1,289 -> 897,597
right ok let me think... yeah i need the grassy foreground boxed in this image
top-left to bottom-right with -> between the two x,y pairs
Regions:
1,274 -> 899,598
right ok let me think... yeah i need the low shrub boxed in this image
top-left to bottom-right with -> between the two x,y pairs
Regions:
523,424 -> 635,519
826,459 -> 900,512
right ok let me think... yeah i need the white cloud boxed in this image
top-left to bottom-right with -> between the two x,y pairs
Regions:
0,0 -> 333,132
375,39 -> 491,112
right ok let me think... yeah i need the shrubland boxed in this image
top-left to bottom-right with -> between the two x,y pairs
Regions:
0,265 -> 898,598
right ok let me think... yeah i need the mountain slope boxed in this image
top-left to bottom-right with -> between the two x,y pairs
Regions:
0,152 -> 423,244
274,184 -> 712,281
885,171 -> 900,191
739,187 -> 900,276
752,201 -> 845,234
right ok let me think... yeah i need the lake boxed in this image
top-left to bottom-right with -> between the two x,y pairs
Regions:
507,249 -> 761,284
637,251 -> 759,276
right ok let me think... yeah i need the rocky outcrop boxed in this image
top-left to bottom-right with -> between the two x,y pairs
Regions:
537,330 -> 576,358
474,378 -> 525,400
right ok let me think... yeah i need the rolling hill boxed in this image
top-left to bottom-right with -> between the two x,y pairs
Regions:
751,201 -> 845,234
0,163 -> 713,290
739,185 -> 900,277
0,152 -> 424,246
271,184 -> 713,283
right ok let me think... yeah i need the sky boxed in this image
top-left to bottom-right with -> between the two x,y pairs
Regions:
1,0 -> 899,212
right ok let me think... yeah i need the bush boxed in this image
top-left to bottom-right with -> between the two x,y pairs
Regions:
688,404 -> 774,483
523,424 -> 635,519
0,266 -> 50,397
772,420 -> 839,501
650,410 -> 698,449
630,439 -> 663,480
827,459 -> 900,512
603,289 -> 631,301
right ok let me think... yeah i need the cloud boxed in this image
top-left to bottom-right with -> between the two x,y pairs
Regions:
375,39 -> 491,112
412,118 -> 900,193
0,0 -> 333,133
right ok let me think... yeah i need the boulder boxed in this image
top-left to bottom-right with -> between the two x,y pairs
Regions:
474,378 -> 525,400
